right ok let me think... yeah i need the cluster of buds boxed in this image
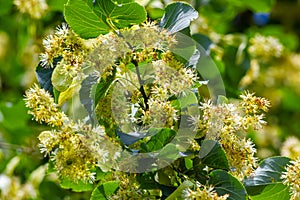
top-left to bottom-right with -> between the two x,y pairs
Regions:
191,91 -> 270,179
14,0 -> 48,19
24,84 -> 68,127
281,159 -> 300,200
248,34 -> 284,63
182,182 -> 229,200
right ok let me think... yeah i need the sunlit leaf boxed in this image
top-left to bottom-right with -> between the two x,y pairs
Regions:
244,156 -> 291,196
160,2 -> 198,34
64,0 -> 146,38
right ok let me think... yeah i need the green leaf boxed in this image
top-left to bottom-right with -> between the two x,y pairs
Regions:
143,128 -> 176,152
165,180 -> 194,200
64,0 -> 146,39
250,183 -> 290,200
51,64 -> 73,92
53,88 -> 60,104
192,33 -> 213,50
217,95 -> 229,105
244,156 -> 291,196
199,140 -> 229,170
178,90 -> 198,108
60,178 -> 94,192
159,2 -> 198,34
209,170 -> 247,200
158,143 -> 180,161
185,158 -> 193,170
172,32 -> 196,65
48,0 -> 68,11
91,181 -> 120,200
222,44 -> 250,97
95,71 -> 116,104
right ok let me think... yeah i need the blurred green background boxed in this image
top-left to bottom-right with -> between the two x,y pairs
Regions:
1,0 -> 300,199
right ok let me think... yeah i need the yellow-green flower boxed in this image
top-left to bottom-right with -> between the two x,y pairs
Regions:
281,136 -> 300,159
281,158 -> 300,200
24,84 -> 68,127
182,182 -> 229,200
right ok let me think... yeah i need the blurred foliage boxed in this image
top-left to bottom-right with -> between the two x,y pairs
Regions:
1,0 -> 300,199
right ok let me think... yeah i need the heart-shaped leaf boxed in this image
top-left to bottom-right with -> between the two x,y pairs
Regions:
64,0 -> 146,39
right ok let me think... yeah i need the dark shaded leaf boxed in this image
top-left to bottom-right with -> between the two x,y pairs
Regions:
79,73 -> 98,125
36,65 -> 55,96
35,57 -> 62,96
116,129 -> 147,146
94,73 -> 115,105
209,170 -> 247,200
199,140 -> 229,170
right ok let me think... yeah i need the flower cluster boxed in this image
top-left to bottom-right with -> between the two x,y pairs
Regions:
24,84 -> 67,127
281,136 -> 300,160
193,91 -> 270,136
141,97 -> 178,128
40,24 -> 89,79
192,100 -> 241,138
88,32 -> 130,78
152,60 -> 197,97
221,135 -> 257,180
38,120 -> 120,183
88,21 -> 176,79
182,182 -> 229,200
240,91 -> 271,130
281,158 -> 300,200
121,21 -> 176,50
14,0 -> 48,19
248,34 -> 284,63
24,82 -> 122,183
110,173 -> 144,199
191,91 -> 270,179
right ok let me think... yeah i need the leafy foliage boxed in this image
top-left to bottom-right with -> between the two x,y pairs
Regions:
2,0 -> 300,199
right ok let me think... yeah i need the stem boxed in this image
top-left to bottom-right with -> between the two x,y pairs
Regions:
132,59 -> 149,110
114,30 -> 149,110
